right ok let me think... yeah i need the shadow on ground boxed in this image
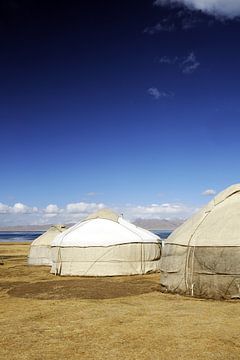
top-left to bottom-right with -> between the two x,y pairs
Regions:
0,249 -> 161,300
1,276 -> 160,300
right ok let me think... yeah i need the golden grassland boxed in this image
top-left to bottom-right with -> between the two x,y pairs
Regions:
0,243 -> 239,360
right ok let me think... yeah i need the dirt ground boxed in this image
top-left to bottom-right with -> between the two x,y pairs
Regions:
0,243 -> 239,360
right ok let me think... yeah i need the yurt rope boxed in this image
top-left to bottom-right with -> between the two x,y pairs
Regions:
184,210 -> 212,295
53,217 -> 157,276
56,247 -> 62,275
51,225 -> 66,275
82,246 -> 117,276
53,219 -> 89,275
75,220 -> 153,276
185,189 -> 240,295
120,222 -> 147,274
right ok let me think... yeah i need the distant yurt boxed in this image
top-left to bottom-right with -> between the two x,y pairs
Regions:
28,225 -> 67,266
160,184 -> 240,300
51,209 -> 161,276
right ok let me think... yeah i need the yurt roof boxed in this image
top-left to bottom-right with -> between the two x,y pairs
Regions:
166,184 -> 240,247
31,225 -> 67,246
86,208 -> 119,222
51,209 -> 160,247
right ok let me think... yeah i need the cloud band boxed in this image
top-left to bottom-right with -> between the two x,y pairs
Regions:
154,0 -> 240,19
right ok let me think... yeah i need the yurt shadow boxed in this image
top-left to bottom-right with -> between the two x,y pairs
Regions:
6,275 -> 160,300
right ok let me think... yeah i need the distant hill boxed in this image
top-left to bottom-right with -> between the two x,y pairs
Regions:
0,225 -> 50,232
0,224 -> 74,232
133,218 -> 184,230
0,219 -> 184,232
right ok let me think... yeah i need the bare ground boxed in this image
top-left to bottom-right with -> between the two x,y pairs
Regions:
0,243 -> 239,360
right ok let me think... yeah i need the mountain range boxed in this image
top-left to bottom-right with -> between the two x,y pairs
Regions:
0,218 -> 184,231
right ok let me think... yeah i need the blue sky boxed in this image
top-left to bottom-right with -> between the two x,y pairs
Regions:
0,0 -> 240,225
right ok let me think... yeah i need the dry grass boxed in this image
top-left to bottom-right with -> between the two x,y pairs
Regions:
0,243 -> 239,360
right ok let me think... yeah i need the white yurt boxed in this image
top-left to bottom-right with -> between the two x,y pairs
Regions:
28,225 -> 67,266
160,184 -> 240,300
51,209 -> 161,276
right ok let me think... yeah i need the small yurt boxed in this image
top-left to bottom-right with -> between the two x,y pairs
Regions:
160,184 -> 240,299
28,225 -> 67,266
51,209 -> 161,276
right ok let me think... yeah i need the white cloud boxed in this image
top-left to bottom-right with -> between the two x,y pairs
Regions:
86,192 -> 103,197
153,0 -> 240,19
0,203 -> 10,214
157,52 -> 200,74
145,7 -> 213,32
158,55 -> 179,64
66,202 -> 105,214
148,87 -> 174,99
12,203 -> 27,213
181,52 -> 200,73
143,21 -> 175,34
0,201 -> 106,226
148,87 -> 161,99
0,200 -> 196,226
202,189 -> 216,196
44,204 -> 60,214
86,192 -> 97,196
0,202 -> 38,214
180,10 -> 206,29
123,202 -> 196,220
12,203 -> 38,214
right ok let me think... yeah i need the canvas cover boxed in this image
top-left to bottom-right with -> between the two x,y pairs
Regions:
51,209 -> 161,276
160,184 -> 240,299
51,243 -> 161,276
28,225 -> 67,266
52,210 -> 160,247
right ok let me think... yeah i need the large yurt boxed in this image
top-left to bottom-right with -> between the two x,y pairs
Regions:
160,184 -> 240,300
28,225 -> 67,266
51,209 -> 161,276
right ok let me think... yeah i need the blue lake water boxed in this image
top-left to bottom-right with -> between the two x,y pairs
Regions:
151,230 -> 172,239
0,230 -> 171,243
0,231 -> 44,243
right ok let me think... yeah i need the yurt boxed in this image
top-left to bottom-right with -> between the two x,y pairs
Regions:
28,225 -> 67,266
160,184 -> 240,300
51,209 -> 161,276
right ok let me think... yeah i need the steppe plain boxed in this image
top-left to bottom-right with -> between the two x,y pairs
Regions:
0,243 -> 239,360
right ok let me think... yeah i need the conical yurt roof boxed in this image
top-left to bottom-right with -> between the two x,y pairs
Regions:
166,184 -> 240,247
31,224 -> 67,246
51,208 -> 160,247
86,208 -> 120,222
